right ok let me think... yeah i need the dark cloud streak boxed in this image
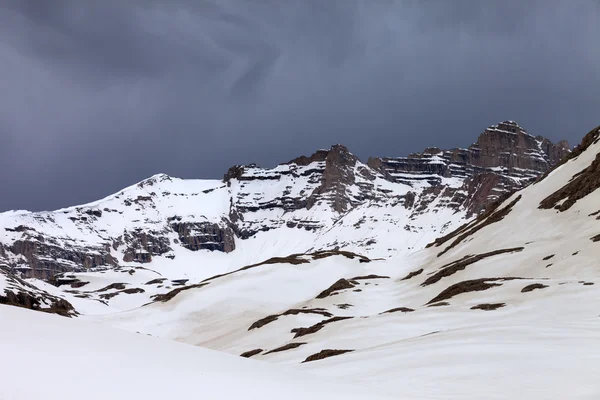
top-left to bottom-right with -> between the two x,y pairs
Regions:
0,0 -> 599,211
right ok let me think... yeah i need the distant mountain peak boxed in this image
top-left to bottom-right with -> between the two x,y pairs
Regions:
0,121 -> 573,279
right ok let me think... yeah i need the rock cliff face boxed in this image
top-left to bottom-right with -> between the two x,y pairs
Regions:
0,121 -> 569,279
0,266 -> 76,316
369,121 -> 570,216
169,220 -> 235,253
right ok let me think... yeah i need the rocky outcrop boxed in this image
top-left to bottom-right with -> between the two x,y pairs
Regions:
119,229 -> 172,263
370,121 -> 570,216
9,239 -> 117,280
538,126 -> 600,211
169,220 -> 235,253
285,149 -> 329,166
307,144 -> 360,213
0,266 -> 77,316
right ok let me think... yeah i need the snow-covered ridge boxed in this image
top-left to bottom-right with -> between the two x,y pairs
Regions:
0,121 -> 570,282
1,125 -> 599,399
78,124 -> 599,399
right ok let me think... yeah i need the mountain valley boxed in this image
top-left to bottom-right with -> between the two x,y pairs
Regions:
2,121 -> 599,399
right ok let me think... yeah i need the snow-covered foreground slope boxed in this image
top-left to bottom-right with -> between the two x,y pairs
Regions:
0,123 -> 596,399
0,305 -> 396,400
90,126 -> 600,398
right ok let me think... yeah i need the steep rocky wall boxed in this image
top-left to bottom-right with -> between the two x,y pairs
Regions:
371,121 -> 570,216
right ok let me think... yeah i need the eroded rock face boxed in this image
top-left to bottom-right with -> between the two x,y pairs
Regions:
119,230 -> 172,263
0,266 -> 77,317
307,144 -> 360,213
170,220 -> 235,253
10,239 -> 117,280
371,121 -> 570,216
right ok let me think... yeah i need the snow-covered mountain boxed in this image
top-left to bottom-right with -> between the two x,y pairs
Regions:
0,121 -> 569,281
3,121 -> 599,399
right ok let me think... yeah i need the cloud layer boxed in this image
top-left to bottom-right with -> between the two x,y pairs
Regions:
1,0 -> 599,211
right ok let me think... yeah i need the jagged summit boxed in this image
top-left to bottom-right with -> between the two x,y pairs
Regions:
368,121 -> 571,215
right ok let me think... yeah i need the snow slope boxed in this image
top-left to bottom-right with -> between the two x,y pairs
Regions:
0,124 -> 596,399
0,305 -> 396,400
89,126 -> 600,398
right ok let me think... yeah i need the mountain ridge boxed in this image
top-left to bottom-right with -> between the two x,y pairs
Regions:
1,123 -> 599,399
0,121 -> 570,280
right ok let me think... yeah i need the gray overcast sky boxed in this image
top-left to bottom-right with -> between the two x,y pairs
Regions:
1,0 -> 599,212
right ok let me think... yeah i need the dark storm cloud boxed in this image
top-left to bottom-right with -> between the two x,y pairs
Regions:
1,0 -> 599,211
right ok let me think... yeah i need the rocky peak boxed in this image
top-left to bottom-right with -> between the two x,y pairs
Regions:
371,121 -> 571,216
307,144 -> 360,213
285,149 -> 329,167
470,121 -> 570,171
223,165 -> 245,183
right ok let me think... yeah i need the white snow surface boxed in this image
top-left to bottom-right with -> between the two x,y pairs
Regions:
0,305 -> 395,400
1,130 -> 600,399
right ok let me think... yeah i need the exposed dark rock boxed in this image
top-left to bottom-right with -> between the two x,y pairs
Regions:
536,125 -> 599,183
381,307 -> 414,314
120,230 -> 172,263
48,275 -> 89,289
8,240 -> 117,280
248,315 -> 279,331
311,250 -> 370,262
0,290 -> 76,317
248,308 -> 333,331
427,277 -> 522,304
542,255 -> 555,261
291,324 -> 325,338
521,283 -> 549,293
240,349 -> 263,358
375,121 -> 569,216
95,283 -> 127,292
84,209 -> 102,218
302,349 -> 354,363
306,145 -> 360,213
433,196 -> 523,257
471,303 -> 505,311
223,165 -> 245,183
401,268 -> 423,280
99,287 -> 145,300
291,316 -> 353,339
350,274 -> 390,280
285,149 -> 329,166
0,267 -> 77,317
422,248 -> 524,286
203,254 -> 310,283
170,221 -> 235,253
150,282 -> 210,303
264,342 -> 307,355
316,279 -> 355,299
539,151 -> 600,211
203,250 -> 369,284
427,302 -> 450,307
